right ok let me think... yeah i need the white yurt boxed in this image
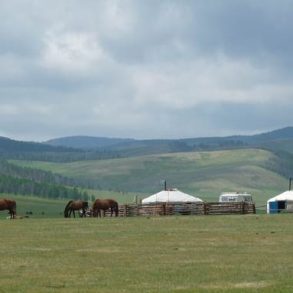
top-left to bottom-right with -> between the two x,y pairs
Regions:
267,190 -> 293,214
142,188 -> 203,204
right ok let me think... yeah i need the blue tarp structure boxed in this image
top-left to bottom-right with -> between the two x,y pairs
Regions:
267,191 -> 293,214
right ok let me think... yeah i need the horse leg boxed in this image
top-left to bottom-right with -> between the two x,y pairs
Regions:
73,210 -> 75,218
11,209 -> 16,219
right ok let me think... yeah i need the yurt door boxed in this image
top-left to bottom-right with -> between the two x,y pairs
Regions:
269,201 -> 278,214
277,201 -> 286,212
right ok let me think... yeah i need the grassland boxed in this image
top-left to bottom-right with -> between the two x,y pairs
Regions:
0,215 -> 292,292
10,148 -> 289,209
0,196 -> 67,219
0,193 -> 143,220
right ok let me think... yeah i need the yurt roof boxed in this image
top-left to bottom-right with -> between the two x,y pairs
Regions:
267,190 -> 293,202
142,189 -> 203,204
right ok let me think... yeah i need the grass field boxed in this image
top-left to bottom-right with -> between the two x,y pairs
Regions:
0,196 -> 67,219
0,193 -> 145,220
9,148 -> 289,209
0,215 -> 292,292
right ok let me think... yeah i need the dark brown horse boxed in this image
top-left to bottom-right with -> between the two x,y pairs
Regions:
92,199 -> 119,218
0,198 -> 16,219
64,200 -> 88,218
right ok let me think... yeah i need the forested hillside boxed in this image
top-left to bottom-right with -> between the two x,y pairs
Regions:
44,127 -> 293,156
10,149 -> 289,205
0,137 -> 121,162
1,127 -> 293,163
1,127 -> 293,204
0,159 -> 90,200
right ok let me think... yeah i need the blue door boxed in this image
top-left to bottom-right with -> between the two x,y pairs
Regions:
269,201 -> 278,214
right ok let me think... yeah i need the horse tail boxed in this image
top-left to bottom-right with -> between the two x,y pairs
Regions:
64,200 -> 73,218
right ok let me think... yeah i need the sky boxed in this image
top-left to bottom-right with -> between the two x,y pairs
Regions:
0,0 -> 293,142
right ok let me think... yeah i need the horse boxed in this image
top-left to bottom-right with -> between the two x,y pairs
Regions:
92,199 -> 119,218
64,200 -> 88,218
0,198 -> 16,219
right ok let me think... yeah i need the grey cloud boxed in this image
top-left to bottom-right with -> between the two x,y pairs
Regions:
0,0 -> 293,141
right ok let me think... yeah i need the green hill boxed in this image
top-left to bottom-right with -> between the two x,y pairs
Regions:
3,127 -> 293,211
10,148 -> 289,208
1,127 -> 293,163
44,127 -> 293,157
46,136 -> 134,149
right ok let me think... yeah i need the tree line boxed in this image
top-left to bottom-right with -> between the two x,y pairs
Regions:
0,159 -> 94,200
0,174 -> 90,200
0,159 -> 83,186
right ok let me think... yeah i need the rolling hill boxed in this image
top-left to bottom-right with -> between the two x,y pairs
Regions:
0,126 -> 292,161
46,136 -> 134,150
41,127 -> 293,161
1,127 -> 293,209
10,148 -> 289,206
44,126 -> 293,152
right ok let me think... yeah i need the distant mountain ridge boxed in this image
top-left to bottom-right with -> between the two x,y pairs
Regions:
0,127 -> 292,162
0,136 -> 86,162
46,136 -> 134,150
44,126 -> 293,152
0,136 -> 75,153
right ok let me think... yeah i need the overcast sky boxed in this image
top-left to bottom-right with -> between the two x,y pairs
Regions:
0,0 -> 293,142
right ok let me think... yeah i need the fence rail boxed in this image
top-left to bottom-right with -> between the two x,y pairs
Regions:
113,202 -> 256,217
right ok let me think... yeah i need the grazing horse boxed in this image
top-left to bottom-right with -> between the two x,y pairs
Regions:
92,199 -> 119,218
0,198 -> 16,219
64,200 -> 88,218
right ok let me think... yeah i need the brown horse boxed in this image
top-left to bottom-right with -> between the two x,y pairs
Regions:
92,199 -> 119,218
0,198 -> 16,219
64,200 -> 88,218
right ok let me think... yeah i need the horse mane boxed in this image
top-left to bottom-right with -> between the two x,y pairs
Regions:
64,200 -> 73,218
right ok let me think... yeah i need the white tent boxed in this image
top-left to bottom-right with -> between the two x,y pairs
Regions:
142,189 -> 203,204
267,190 -> 293,214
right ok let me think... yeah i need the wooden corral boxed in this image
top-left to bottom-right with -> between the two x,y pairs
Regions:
101,202 -> 256,217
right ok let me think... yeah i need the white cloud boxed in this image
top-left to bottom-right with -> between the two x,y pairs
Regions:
130,54 -> 280,110
0,104 -> 20,115
41,31 -> 106,73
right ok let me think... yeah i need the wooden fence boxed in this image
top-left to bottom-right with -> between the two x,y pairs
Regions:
109,202 -> 256,217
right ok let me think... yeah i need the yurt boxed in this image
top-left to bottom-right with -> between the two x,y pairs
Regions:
267,190 -> 293,214
142,188 -> 203,204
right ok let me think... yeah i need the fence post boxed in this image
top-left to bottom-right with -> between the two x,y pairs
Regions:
241,202 -> 245,214
123,204 -> 128,217
204,203 -> 208,215
162,203 -> 166,216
